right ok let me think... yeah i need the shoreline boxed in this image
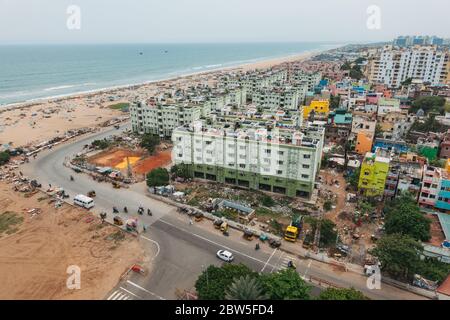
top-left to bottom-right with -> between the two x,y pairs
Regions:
0,45 -> 341,111
0,44 -> 343,147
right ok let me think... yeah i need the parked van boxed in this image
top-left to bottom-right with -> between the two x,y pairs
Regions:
74,194 -> 95,209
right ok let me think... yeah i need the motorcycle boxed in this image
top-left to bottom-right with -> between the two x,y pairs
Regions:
138,207 -> 144,215
123,207 -> 128,213
70,175 -> 74,181
113,207 -> 119,214
147,209 -> 152,216
255,243 -> 260,251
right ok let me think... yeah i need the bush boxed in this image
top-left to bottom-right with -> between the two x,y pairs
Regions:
91,139 -> 110,150
140,134 -> 160,154
146,168 -> 169,187
0,151 -> 11,165
260,195 -> 275,207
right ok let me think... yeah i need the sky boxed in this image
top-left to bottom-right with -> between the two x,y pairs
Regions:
0,0 -> 449,44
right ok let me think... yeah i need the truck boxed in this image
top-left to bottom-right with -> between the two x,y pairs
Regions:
284,215 -> 303,242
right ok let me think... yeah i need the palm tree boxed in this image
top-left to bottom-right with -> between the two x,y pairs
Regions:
225,275 -> 269,300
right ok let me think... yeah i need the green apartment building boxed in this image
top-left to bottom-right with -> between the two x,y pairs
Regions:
172,124 -> 324,198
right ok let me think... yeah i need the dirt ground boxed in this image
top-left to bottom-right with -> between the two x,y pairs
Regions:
88,148 -> 145,168
427,214 -> 446,247
88,147 -> 172,178
133,150 -> 172,175
0,182 -> 145,300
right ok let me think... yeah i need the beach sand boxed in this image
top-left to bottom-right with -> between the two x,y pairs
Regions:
0,51 -> 315,147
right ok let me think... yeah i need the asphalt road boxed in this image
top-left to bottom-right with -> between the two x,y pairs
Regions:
21,124 -> 427,300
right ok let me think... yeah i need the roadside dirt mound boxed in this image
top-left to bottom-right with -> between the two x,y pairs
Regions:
0,182 -> 144,300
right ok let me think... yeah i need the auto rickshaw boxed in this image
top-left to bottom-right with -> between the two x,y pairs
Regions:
220,222 -> 229,232
87,190 -> 96,197
194,212 -> 203,222
213,219 -> 223,229
113,182 -> 121,189
243,229 -> 254,241
113,216 -> 123,226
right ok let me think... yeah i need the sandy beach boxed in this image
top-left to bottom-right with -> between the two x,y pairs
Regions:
0,50 -> 317,148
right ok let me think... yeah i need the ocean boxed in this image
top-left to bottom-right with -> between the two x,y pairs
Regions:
0,42 -> 337,106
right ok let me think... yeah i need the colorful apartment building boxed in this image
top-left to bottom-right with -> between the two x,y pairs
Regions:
419,165 -> 441,209
303,99 -> 330,118
358,152 -> 390,197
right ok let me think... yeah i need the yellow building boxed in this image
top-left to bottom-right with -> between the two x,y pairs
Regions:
303,100 -> 330,118
358,152 -> 390,197
446,159 -> 450,173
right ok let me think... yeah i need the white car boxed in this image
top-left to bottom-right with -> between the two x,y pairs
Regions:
216,250 -> 234,262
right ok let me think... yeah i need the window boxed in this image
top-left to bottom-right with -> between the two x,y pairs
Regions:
278,151 -> 284,155
265,149 -> 271,154
303,154 -> 311,159
178,154 -> 183,157
278,161 -> 284,165
239,164 -> 246,168
277,170 -> 283,175
302,174 -> 309,179
302,164 -> 310,169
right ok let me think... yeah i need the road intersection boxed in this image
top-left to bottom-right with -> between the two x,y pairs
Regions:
21,123 -> 427,300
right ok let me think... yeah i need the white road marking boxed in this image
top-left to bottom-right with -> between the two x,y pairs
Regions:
119,286 -> 143,300
107,290 -> 131,300
303,260 -> 312,278
159,219 -> 279,269
261,248 -> 278,272
141,235 -> 161,261
271,251 -> 285,272
126,280 -> 166,300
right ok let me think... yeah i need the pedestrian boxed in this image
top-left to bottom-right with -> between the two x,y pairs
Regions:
143,225 -> 147,232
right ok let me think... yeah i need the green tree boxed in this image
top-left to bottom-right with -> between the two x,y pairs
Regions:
170,163 -> 192,180
329,95 -> 341,109
146,168 -> 169,187
384,194 -> 431,241
318,287 -> 368,300
195,264 -> 257,300
347,167 -> 360,189
0,151 -> 10,165
259,268 -> 311,300
370,233 -> 422,280
91,139 -> 110,150
410,96 -> 446,114
225,275 -> 269,300
140,134 -> 160,154
323,200 -> 333,211
260,194 -> 275,207
374,123 -> 383,138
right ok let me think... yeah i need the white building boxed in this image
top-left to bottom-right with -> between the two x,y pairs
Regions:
130,101 -> 202,138
367,45 -> 449,88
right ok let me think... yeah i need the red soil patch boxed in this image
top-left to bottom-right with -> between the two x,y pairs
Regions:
88,148 -> 143,168
133,150 -> 172,175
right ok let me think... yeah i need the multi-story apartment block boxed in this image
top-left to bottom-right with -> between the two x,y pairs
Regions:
251,83 -> 306,111
377,111 -> 415,140
130,101 -> 202,138
419,165 -> 442,209
358,152 -> 390,197
172,123 -> 324,199
290,70 -> 322,92
367,45 -> 449,88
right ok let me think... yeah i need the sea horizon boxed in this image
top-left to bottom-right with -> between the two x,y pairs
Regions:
0,42 -> 343,106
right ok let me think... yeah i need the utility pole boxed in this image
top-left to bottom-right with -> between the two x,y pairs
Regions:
126,156 -> 132,178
